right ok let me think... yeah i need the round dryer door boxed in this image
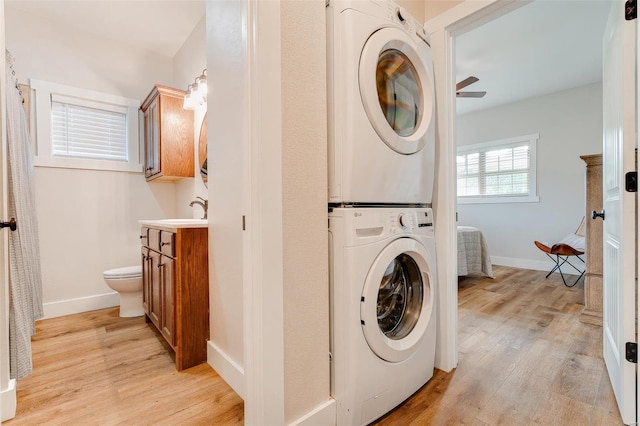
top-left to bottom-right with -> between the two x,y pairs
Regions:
360,237 -> 435,363
359,27 -> 435,155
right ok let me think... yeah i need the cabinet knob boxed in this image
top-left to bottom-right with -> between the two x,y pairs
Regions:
592,210 -> 605,221
140,235 -> 147,240
157,263 -> 163,268
161,242 -> 170,247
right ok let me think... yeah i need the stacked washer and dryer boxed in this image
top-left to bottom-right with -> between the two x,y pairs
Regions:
327,0 -> 438,424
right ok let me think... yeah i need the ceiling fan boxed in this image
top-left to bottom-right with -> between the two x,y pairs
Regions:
456,76 -> 486,98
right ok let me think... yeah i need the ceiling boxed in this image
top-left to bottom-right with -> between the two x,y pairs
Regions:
5,0 -> 205,58
455,0 -> 612,115
5,0 -> 611,114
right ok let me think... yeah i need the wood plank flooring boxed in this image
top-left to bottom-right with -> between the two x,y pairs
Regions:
376,265 -> 623,425
5,266 -> 624,425
5,309 -> 243,425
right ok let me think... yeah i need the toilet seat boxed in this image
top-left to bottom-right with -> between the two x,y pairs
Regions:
103,265 -> 142,279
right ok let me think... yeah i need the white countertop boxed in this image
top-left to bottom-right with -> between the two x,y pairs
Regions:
139,218 -> 208,231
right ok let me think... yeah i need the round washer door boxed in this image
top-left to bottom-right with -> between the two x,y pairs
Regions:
359,27 -> 434,155
360,237 -> 435,363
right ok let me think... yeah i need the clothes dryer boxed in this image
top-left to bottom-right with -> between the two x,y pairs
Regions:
327,0 -> 436,205
329,207 -> 437,425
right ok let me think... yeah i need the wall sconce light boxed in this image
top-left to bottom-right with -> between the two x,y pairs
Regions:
183,69 -> 207,110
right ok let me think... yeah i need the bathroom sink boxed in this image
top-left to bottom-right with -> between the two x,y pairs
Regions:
139,218 -> 208,229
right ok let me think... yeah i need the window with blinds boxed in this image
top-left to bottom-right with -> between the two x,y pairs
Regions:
457,134 -> 539,204
30,79 -> 141,172
51,97 -> 128,161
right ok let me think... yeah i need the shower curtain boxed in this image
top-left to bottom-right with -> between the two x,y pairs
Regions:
5,50 -> 44,380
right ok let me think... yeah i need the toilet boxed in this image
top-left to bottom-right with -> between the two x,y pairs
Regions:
103,265 -> 144,317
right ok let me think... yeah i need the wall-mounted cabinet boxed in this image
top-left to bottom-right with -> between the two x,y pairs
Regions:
140,85 -> 194,182
140,224 -> 209,370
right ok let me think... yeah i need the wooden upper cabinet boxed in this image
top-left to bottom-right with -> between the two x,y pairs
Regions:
140,85 -> 194,181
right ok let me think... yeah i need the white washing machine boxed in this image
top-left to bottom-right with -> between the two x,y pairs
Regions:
329,207 -> 437,425
327,0 -> 436,205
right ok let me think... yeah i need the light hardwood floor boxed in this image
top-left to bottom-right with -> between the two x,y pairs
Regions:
376,265 -> 623,425
6,266 -> 623,425
5,309 -> 243,425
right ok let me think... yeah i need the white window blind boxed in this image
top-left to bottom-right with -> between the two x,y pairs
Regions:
30,79 -> 141,172
51,98 -> 128,161
457,134 -> 539,204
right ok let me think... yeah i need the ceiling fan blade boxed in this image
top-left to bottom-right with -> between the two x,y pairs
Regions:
455,76 -> 479,91
456,91 -> 487,98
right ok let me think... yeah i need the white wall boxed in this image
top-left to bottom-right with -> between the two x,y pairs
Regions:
5,6 -> 178,317
424,0 -> 463,21
173,16 -> 208,217
281,1 -> 330,423
456,82 -> 602,271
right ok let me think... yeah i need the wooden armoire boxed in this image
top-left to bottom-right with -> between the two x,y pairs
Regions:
579,154 -> 603,326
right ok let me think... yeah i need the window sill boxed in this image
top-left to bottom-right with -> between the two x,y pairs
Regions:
34,157 -> 143,173
458,195 -> 540,205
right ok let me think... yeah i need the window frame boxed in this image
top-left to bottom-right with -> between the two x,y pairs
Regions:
30,79 -> 142,172
457,133 -> 540,205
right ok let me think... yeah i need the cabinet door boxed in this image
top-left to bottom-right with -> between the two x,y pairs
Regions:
148,250 -> 162,328
159,256 -> 175,346
143,99 -> 160,178
141,247 -> 151,316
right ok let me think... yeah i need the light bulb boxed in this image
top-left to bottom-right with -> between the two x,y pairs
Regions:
183,84 -> 197,110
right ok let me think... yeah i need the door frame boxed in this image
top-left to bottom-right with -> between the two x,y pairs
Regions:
425,0 -> 528,372
242,0 -> 285,425
0,0 -> 17,420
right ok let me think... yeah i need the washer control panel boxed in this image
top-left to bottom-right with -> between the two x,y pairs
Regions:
332,207 -> 435,246
388,208 -> 433,235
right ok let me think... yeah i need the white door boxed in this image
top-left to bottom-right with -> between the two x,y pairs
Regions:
601,1 -> 637,424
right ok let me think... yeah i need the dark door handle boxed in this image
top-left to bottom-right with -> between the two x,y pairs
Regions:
592,210 -> 605,221
0,218 -> 17,231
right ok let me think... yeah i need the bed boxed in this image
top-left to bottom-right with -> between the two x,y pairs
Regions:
457,226 -> 494,278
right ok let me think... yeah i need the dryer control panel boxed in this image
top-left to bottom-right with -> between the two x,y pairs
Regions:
385,1 -> 430,45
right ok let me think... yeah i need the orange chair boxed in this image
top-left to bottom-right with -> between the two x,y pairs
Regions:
534,218 -> 586,287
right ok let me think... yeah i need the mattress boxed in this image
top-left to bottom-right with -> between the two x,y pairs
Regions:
457,226 -> 494,278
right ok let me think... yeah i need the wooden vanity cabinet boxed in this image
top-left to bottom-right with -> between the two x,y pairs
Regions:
159,255 -> 175,346
140,85 -> 194,182
140,225 -> 209,370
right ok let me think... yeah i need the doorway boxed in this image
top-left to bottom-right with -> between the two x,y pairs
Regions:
441,2 -> 632,422
0,0 -> 211,420
454,0 -> 608,281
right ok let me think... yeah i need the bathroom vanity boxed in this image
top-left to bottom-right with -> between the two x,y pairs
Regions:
139,219 -> 209,371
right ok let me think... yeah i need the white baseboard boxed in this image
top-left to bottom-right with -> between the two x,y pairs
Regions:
42,292 -> 119,319
288,399 -> 336,426
207,340 -> 245,400
1,379 -> 16,422
491,256 -> 585,275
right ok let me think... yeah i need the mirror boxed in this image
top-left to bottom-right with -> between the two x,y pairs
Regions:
198,112 -> 207,187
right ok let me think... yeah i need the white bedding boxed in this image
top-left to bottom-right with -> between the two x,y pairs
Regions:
457,226 -> 494,278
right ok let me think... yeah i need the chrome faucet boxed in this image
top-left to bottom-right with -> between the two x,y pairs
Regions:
189,197 -> 208,219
